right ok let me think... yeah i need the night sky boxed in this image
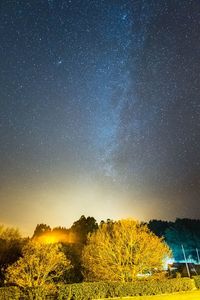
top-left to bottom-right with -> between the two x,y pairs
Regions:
0,0 -> 200,235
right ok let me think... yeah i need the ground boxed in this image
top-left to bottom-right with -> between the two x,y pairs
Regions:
104,290 -> 200,300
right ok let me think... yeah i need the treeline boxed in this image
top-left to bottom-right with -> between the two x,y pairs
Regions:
148,218 -> 200,261
0,216 -> 98,285
32,217 -> 200,263
1,218 -> 173,300
0,216 -> 200,288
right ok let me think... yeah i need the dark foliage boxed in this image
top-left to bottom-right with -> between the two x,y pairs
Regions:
148,220 -> 173,237
148,218 -> 200,262
0,238 -> 25,286
70,215 -> 98,244
165,219 -> 200,261
32,224 -> 51,238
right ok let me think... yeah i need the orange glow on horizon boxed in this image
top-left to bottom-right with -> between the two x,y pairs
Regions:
36,231 -> 76,244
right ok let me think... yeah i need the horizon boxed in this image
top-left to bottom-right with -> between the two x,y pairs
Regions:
1,0 -> 200,233
7,215 -> 200,238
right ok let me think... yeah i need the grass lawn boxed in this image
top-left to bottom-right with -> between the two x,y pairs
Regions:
103,290 -> 200,300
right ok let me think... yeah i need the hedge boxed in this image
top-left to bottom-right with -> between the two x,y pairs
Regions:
0,286 -> 21,300
0,278 -> 196,300
57,278 -> 195,300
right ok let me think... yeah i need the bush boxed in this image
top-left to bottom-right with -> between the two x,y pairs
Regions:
193,275 -> 200,289
0,278 -> 195,300
57,282 -> 109,300
57,278 -> 195,299
0,286 -> 21,300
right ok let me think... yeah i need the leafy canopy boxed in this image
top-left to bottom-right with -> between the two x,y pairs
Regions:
6,240 -> 71,288
82,219 -> 171,282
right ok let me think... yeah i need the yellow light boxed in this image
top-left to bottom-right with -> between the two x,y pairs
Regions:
42,235 -> 58,244
36,231 -> 76,244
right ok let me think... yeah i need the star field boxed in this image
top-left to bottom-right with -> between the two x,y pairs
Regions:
0,0 -> 200,234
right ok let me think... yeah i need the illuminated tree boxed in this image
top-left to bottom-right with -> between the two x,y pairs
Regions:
82,219 -> 171,282
6,240 -> 71,298
0,225 -> 21,241
0,225 -> 23,285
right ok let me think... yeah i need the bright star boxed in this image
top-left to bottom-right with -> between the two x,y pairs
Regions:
57,60 -> 62,65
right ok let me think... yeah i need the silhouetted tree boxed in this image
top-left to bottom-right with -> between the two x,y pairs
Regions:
148,220 -> 173,237
165,219 -> 200,261
63,215 -> 98,282
32,224 -> 51,239
70,215 -> 98,244
52,226 -> 69,234
62,243 -> 84,283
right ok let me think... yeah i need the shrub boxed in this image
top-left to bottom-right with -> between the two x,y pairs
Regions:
193,275 -> 200,289
0,286 -> 21,300
6,240 -> 71,290
175,272 -> 182,278
0,278 -> 195,300
57,282 -> 109,300
57,278 -> 195,300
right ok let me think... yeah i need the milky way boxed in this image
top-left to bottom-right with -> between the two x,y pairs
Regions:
0,0 -> 200,234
